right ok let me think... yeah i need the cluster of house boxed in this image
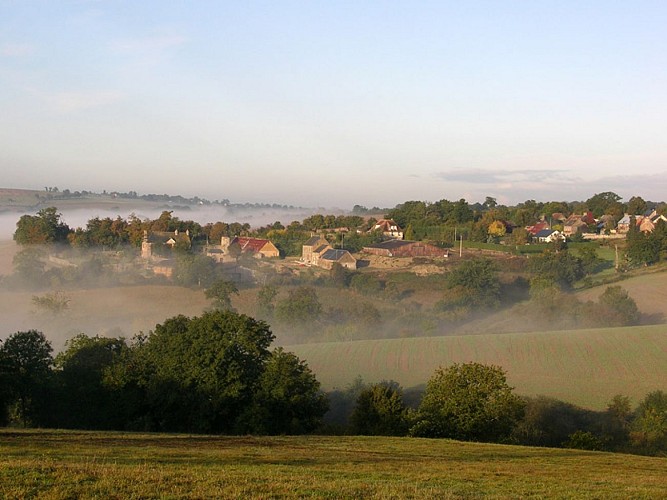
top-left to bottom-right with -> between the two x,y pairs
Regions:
142,207 -> 667,279
617,209 -> 667,234
526,209 -> 667,243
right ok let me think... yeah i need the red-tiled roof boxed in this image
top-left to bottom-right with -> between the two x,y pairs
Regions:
234,237 -> 270,253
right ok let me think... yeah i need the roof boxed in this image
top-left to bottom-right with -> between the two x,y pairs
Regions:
304,235 -> 327,246
148,231 -> 190,244
373,219 -> 402,232
234,237 -> 271,253
321,249 -> 354,261
364,240 -> 413,250
535,229 -> 556,238
313,244 -> 329,254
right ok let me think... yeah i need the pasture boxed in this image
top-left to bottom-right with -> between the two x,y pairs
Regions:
2,430 -> 667,498
287,324 -> 667,410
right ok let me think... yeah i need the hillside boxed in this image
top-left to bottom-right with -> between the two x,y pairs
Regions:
2,430 -> 666,498
286,324 -> 667,410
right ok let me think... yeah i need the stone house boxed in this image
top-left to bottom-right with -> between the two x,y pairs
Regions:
371,219 -> 403,239
141,229 -> 191,259
301,235 -> 330,265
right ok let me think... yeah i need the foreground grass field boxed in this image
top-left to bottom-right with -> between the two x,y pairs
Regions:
287,324 -> 667,410
1,430 -> 666,499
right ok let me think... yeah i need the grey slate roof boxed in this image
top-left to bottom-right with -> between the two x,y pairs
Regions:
321,249 -> 353,261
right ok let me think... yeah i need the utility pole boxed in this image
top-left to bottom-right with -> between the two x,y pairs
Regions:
459,234 -> 463,258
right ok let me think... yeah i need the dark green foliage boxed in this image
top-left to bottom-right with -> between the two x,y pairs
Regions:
577,245 -> 605,275
410,363 -> 524,442
631,390 -> 667,454
563,430 -> 606,451
585,192 -> 623,219
101,310 -> 326,434
528,250 -> 584,289
444,258 -> 501,309
133,311 -> 274,433
350,381 -> 409,436
241,348 -> 328,434
349,273 -> 385,295
55,334 -> 128,429
512,396 -> 598,448
626,221 -> 662,266
597,286 -> 640,326
0,330 -> 54,427
275,287 -> 322,324
205,279 -> 239,311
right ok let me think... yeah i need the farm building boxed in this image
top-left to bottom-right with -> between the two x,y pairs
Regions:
301,236 -> 357,269
222,236 -> 280,258
318,249 -> 358,270
362,240 -> 448,258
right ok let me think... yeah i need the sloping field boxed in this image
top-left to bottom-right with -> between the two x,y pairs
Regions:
2,430 -> 667,498
287,325 -> 667,410
577,269 -> 667,321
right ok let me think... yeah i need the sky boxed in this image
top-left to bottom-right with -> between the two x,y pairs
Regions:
1,1 -> 667,209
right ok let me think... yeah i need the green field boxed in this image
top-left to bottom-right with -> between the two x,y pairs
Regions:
286,324 -> 667,410
1,430 -> 666,498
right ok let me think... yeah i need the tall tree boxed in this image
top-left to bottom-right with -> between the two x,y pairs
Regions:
13,207 -> 71,245
121,311 -> 275,433
410,362 -> 524,442
205,279 -> 239,311
55,334 -> 128,429
0,330 -> 54,427
242,348 -> 328,434
350,381 -> 409,436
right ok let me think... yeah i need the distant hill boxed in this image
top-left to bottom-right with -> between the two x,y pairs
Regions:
286,324 -> 667,410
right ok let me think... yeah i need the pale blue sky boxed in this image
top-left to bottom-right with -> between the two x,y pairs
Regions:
2,1 -> 666,208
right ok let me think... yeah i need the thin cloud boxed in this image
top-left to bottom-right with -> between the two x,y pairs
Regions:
110,34 -> 187,53
36,89 -> 125,113
434,168 -> 579,185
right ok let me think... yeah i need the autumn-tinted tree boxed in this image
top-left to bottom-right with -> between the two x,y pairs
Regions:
13,207 -> 71,245
410,362 -> 524,442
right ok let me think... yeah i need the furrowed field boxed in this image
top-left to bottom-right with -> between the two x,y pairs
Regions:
287,325 -> 667,410
2,430 -> 667,498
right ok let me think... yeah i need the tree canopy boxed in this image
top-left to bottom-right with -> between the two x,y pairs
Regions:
410,362 -> 524,442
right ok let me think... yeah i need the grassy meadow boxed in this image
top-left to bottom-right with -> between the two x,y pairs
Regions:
287,324 -> 667,410
2,429 -> 667,499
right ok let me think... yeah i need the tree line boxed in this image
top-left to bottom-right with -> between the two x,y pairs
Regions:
0,312 -> 327,434
2,314 -> 665,456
